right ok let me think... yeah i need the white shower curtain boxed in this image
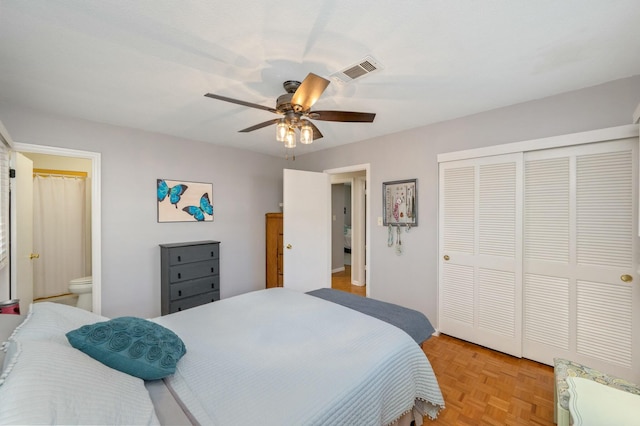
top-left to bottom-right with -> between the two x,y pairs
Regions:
33,175 -> 87,299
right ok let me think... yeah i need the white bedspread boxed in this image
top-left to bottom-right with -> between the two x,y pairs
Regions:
152,288 -> 444,426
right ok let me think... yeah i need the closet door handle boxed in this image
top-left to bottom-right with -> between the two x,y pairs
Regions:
621,274 -> 633,283
443,255 -> 450,261
286,244 -> 292,249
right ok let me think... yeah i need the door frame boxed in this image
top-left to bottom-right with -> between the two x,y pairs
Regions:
330,180 -> 351,274
325,164 -> 370,296
11,143 -> 102,315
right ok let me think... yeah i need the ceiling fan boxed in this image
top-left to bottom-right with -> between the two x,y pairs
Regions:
204,73 -> 375,148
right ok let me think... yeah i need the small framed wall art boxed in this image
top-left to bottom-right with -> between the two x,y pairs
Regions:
157,179 -> 214,222
383,178 -> 417,226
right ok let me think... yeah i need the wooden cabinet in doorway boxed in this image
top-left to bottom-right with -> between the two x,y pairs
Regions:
265,213 -> 283,288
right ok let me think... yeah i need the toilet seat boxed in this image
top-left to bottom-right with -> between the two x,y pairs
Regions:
69,282 -> 92,293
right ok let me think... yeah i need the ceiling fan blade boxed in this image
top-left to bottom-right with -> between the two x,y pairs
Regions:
310,110 -> 376,123
204,93 -> 278,114
291,73 -> 330,112
307,121 -> 323,140
239,119 -> 279,133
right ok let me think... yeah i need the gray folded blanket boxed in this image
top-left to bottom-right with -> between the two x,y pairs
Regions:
306,288 -> 435,344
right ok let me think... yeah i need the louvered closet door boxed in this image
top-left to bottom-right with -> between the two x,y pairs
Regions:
523,139 -> 639,382
439,153 -> 523,357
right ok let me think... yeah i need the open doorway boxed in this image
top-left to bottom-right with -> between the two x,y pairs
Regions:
330,181 -> 364,297
325,164 -> 369,297
27,153 -> 91,307
11,143 -> 102,314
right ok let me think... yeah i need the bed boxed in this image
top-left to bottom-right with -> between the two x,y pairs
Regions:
0,288 -> 444,425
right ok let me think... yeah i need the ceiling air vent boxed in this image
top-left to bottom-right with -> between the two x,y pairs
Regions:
330,56 -> 383,84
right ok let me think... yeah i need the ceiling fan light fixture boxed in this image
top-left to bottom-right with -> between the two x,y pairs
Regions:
276,119 -> 288,142
300,121 -> 313,144
284,127 -> 296,148
204,72 -> 375,159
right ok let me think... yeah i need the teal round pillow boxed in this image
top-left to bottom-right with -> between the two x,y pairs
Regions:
66,316 -> 186,380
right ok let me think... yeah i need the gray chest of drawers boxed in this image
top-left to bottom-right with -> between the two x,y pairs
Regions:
160,240 -> 220,315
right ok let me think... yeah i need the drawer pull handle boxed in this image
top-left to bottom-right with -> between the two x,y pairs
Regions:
178,273 -> 181,279
211,268 -> 214,273
210,251 -> 214,257
177,256 -> 181,262
211,283 -> 214,288
178,307 -> 182,311
178,290 -> 182,297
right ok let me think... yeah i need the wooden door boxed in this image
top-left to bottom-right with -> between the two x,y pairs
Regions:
265,213 -> 283,288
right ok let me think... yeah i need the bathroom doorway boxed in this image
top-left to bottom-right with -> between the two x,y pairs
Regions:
11,143 -> 102,314
29,153 -> 91,306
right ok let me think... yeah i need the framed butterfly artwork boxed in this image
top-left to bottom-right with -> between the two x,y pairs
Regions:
157,179 -> 214,223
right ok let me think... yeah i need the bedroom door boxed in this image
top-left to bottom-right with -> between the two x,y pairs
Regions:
283,169 -> 331,292
11,152 -> 34,308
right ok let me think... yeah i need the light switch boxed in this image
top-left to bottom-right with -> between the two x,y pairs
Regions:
377,217 -> 383,226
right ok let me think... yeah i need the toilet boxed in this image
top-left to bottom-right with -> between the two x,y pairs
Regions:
69,276 -> 92,311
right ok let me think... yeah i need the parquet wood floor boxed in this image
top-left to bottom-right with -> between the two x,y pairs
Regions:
331,265 -> 366,297
421,334 -> 555,425
331,268 -> 554,425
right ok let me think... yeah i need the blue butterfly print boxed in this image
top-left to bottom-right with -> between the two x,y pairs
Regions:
157,179 -> 188,209
182,193 -> 213,221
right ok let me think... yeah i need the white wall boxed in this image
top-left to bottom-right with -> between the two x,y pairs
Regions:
294,74 -> 640,326
2,75 -> 638,323
0,103 -> 285,318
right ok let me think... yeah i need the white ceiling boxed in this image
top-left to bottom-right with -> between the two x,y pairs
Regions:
1,1 -> 639,157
